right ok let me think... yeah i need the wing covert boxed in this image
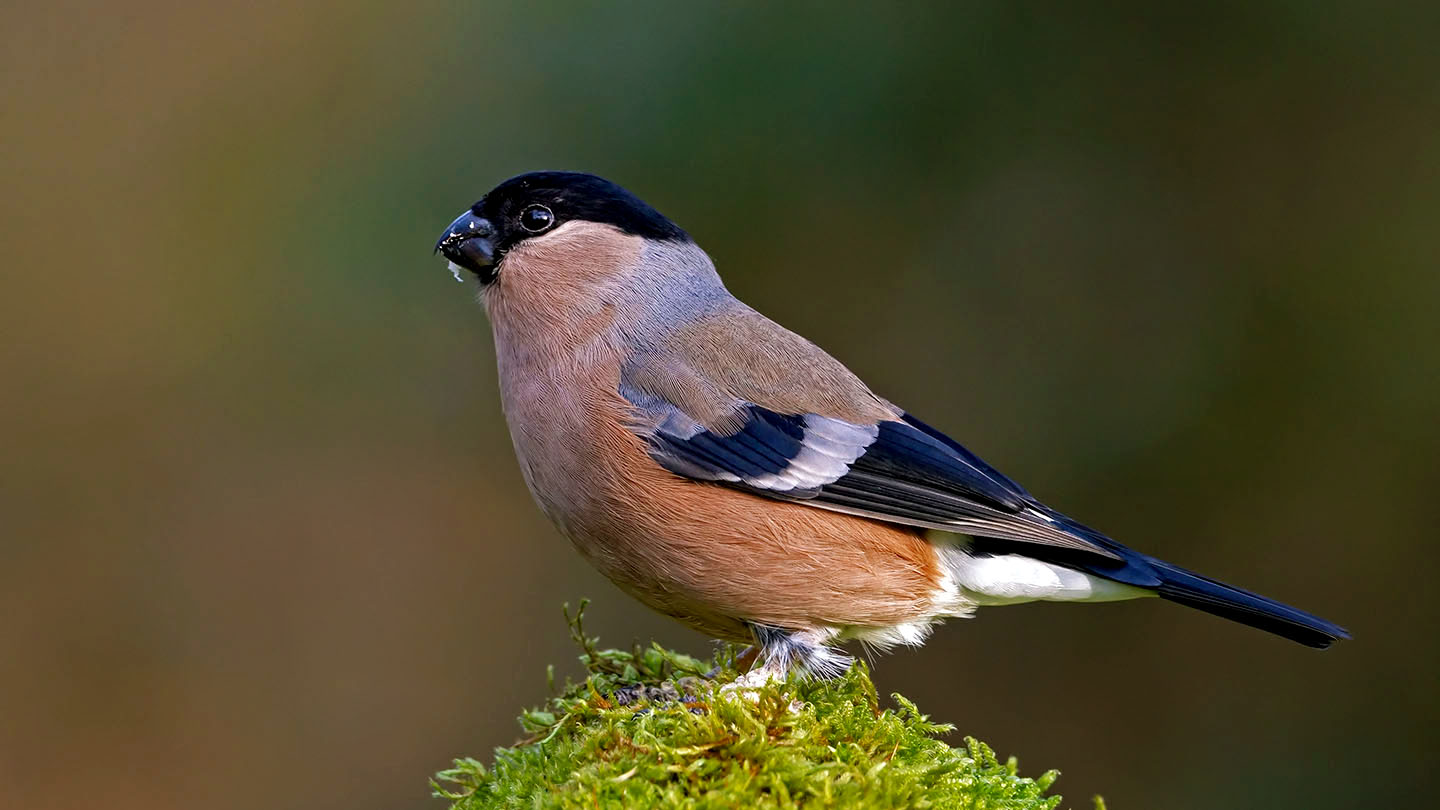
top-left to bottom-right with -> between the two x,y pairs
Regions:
622,385 -> 1120,560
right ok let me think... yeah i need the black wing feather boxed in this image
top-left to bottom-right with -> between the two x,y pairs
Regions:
632,395 -> 1119,559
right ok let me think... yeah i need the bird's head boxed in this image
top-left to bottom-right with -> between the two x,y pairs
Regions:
435,171 -> 692,288
436,172 -> 730,347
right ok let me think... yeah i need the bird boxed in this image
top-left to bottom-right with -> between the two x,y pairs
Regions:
434,170 -> 1348,682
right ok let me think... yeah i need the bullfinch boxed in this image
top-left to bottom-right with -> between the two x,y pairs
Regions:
434,171 -> 1348,681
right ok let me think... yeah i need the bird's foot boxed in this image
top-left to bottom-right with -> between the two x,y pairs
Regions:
716,625 -> 850,711
717,664 -> 804,712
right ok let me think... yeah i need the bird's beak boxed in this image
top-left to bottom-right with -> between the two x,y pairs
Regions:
435,209 -> 498,283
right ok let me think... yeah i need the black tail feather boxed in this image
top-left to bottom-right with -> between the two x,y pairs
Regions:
1147,557 -> 1350,648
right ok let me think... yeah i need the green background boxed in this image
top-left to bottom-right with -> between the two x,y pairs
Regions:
3,2 -> 1436,808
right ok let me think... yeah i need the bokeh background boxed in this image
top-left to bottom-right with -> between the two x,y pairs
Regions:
4,2 -> 1437,808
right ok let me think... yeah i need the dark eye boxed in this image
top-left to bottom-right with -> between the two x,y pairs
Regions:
519,204 -> 555,233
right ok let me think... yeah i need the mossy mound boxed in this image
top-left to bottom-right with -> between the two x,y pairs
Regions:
434,604 -> 1075,809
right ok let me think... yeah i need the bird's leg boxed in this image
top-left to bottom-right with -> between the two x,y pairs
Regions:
752,624 -> 852,680
727,652 -> 789,692
721,625 -> 852,699
703,644 -> 759,680
733,644 -> 761,672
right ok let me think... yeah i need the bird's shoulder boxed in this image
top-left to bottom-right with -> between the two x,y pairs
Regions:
623,304 -> 899,429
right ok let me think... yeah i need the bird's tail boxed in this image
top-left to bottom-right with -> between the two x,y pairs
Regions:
1145,557 -> 1350,648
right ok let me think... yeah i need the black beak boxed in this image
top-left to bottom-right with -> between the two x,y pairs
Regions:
435,209 -> 498,283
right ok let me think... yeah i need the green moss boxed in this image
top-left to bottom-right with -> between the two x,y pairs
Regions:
434,603 -> 1077,809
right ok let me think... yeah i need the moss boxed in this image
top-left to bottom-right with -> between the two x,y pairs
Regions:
434,603 -> 1087,809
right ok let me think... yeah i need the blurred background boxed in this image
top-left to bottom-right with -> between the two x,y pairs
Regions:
3,2 -> 1437,808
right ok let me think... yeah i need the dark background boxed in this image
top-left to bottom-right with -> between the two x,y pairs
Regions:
3,2 -> 1436,808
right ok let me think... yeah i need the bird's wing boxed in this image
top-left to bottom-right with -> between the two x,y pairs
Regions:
620,307 -> 1121,560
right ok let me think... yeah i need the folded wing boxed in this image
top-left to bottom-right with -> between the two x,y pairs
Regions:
622,380 -> 1121,560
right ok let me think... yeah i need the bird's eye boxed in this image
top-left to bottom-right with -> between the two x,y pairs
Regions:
519,204 -> 555,233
